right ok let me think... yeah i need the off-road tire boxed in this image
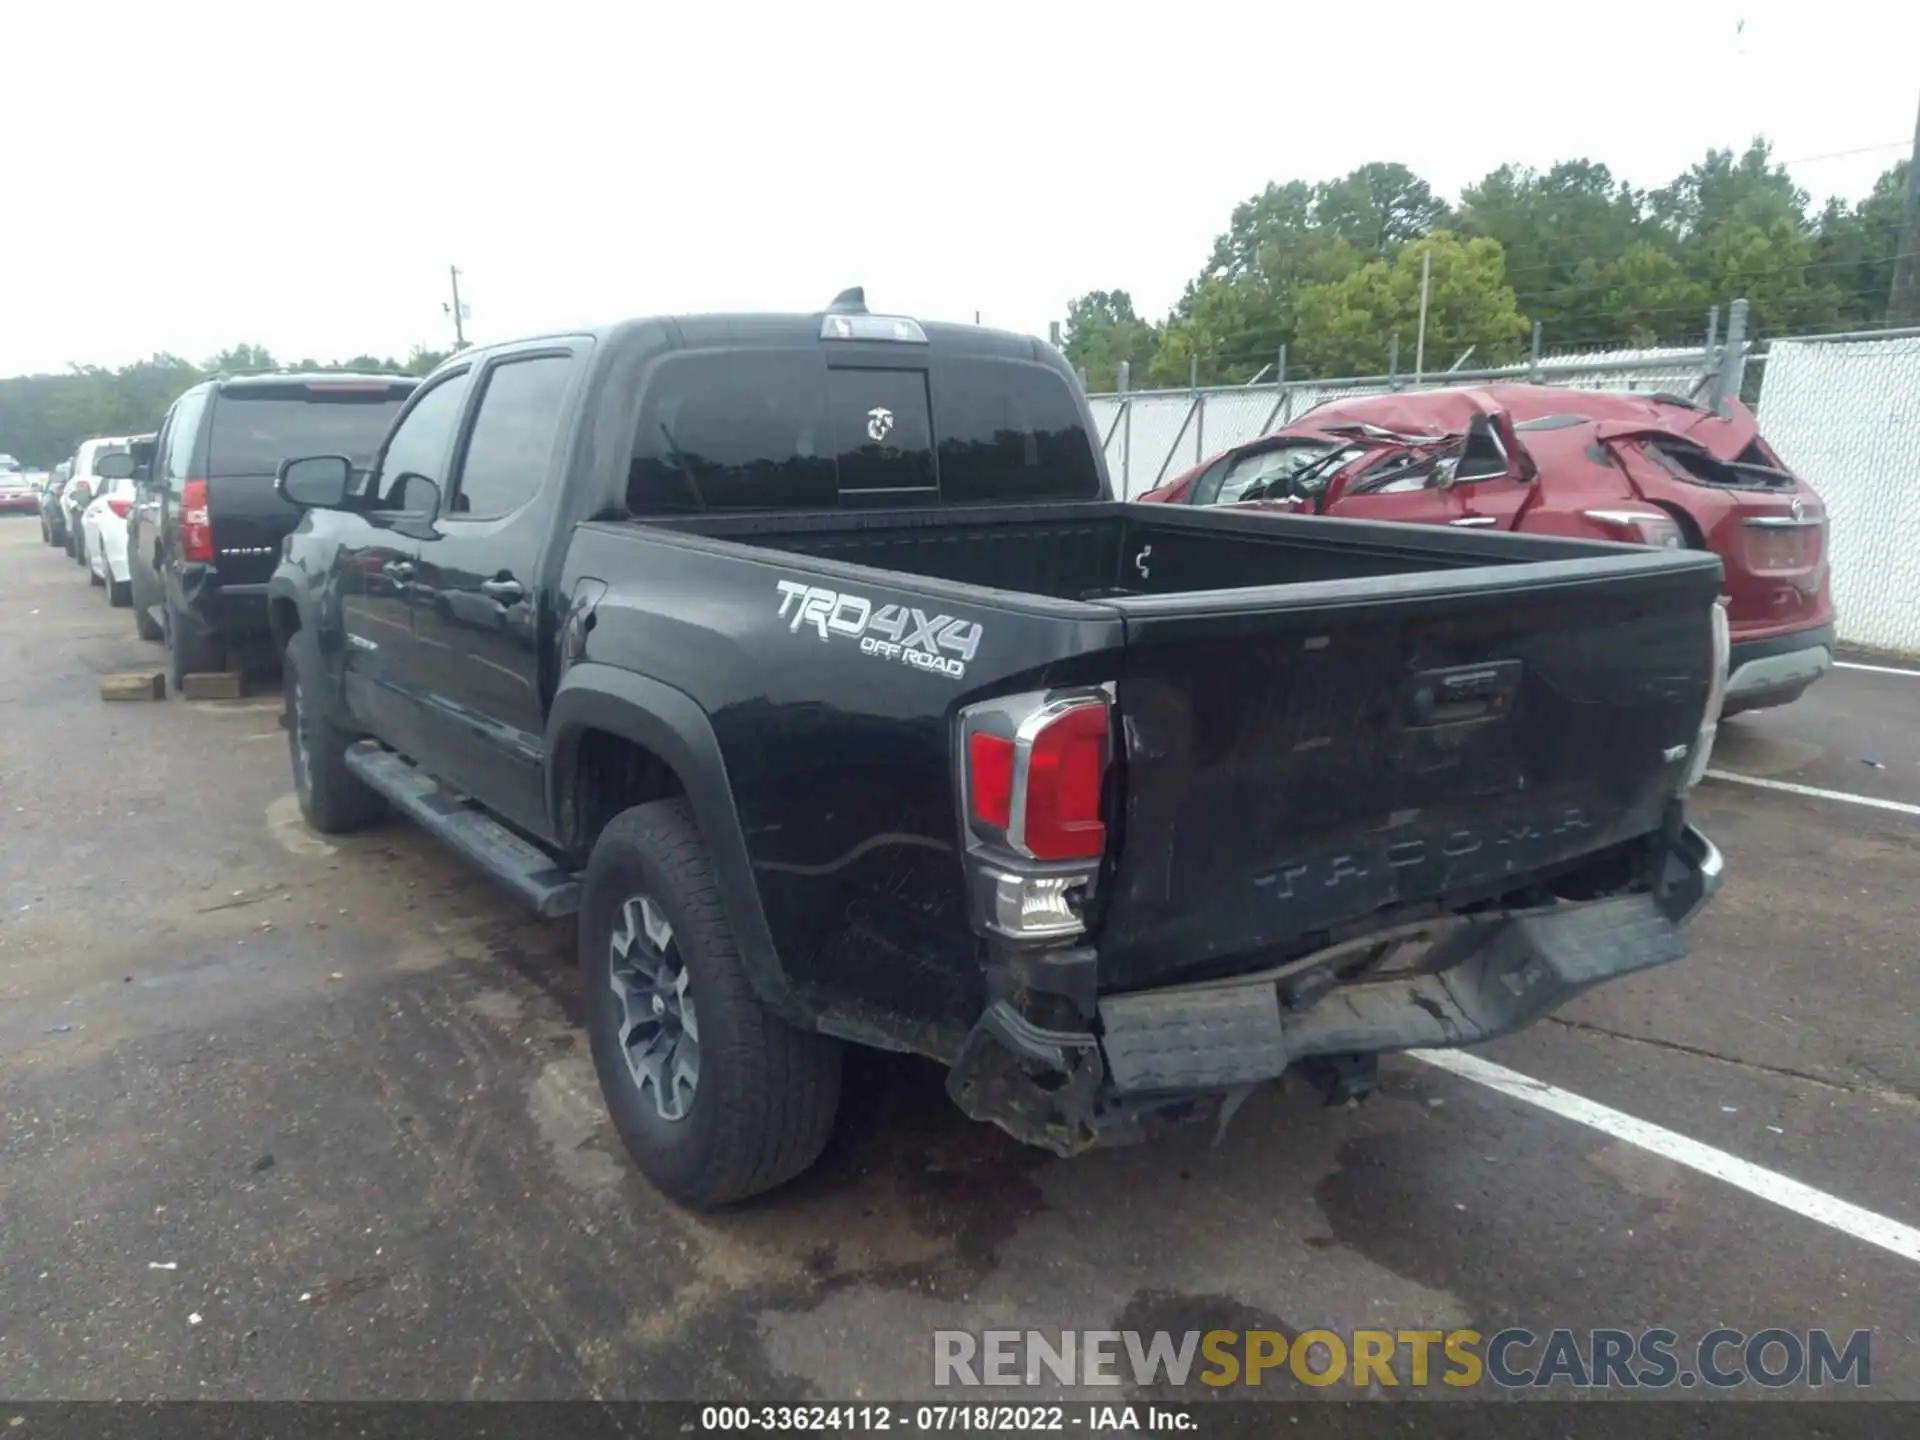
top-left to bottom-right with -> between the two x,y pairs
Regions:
283,631 -> 385,833
582,799 -> 842,1209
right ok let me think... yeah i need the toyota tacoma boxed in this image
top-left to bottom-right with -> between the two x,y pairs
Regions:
267,291 -> 1728,1208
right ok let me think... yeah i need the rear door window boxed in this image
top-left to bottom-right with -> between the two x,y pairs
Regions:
448,355 -> 575,519
828,368 -> 934,499
206,382 -> 414,477
374,372 -> 471,509
629,351 -> 836,513
928,359 -> 1100,504
628,349 -> 1100,513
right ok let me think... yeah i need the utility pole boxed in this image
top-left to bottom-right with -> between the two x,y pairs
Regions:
445,265 -> 469,348
1890,90 -> 1920,327
1413,249 -> 1433,385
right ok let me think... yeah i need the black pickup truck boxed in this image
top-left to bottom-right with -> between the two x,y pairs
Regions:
267,291 -> 1728,1208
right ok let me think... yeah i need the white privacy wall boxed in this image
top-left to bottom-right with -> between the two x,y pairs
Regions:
1757,338 -> 1920,658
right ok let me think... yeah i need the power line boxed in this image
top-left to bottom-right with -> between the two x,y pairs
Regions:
1774,139 -> 1915,166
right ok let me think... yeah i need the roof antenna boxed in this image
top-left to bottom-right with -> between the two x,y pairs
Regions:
827,286 -> 868,314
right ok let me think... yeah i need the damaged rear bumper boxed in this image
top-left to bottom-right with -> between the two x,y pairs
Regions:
947,825 -> 1722,1155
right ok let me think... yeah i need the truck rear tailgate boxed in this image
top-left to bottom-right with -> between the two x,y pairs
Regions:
1095,542 -> 1724,990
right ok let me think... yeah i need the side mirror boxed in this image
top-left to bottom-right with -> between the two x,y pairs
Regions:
94,451 -> 136,480
277,454 -> 354,509
395,474 -> 441,520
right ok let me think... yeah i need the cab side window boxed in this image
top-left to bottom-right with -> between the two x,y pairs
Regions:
446,355 -> 574,520
372,372 -> 471,511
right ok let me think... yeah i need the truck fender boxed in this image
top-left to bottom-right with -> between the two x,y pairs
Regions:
266,575 -> 304,654
545,665 -> 806,1023
266,574 -> 352,720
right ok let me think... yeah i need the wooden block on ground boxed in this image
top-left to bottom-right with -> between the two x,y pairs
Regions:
180,671 -> 245,701
101,672 -> 166,702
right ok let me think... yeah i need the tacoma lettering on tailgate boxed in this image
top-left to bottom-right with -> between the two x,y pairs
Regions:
774,579 -> 982,680
1255,806 -> 1596,899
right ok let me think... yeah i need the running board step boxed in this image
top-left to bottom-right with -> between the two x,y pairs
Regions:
344,742 -> 580,917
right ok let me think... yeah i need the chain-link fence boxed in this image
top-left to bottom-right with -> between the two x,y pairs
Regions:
1086,345 -> 1727,498
1751,329 -> 1920,658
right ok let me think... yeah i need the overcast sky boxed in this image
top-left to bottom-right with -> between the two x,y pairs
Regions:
4,1 -> 1915,376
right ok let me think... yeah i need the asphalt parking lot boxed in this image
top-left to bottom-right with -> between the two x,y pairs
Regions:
1,516 -> 1914,1404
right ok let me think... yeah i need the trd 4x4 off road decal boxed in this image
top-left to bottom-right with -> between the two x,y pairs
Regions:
775,579 -> 982,680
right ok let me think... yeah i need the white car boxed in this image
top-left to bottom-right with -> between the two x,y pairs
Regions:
61,437 -> 133,566
82,471 -> 138,606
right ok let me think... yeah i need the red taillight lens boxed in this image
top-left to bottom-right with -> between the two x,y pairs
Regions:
1582,508 -> 1683,549
180,478 -> 214,562
1021,702 -> 1109,860
963,694 -> 1112,863
107,496 -> 133,519
968,732 -> 1014,830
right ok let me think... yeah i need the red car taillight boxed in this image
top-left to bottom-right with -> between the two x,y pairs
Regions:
965,694 -> 1110,862
1583,508 -> 1684,549
107,496 -> 133,519
180,479 -> 214,562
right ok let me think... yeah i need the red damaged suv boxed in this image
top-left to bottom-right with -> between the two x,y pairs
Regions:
1138,384 -> 1834,715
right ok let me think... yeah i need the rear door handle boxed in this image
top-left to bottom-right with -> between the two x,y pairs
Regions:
1448,516 -> 1499,527
480,577 -> 525,602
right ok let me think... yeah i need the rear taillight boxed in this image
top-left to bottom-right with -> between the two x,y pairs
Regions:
180,479 -> 214,562
968,732 -> 1015,830
960,690 -> 1113,940
966,695 -> 1110,862
1020,703 -> 1110,861
107,496 -> 133,519
1584,508 -> 1684,548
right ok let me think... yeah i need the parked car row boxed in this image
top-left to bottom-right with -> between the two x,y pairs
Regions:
1135,383 -> 1835,715
30,373 -> 418,688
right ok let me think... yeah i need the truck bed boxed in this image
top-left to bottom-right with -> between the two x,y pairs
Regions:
595,500 -> 1724,995
645,500 -> 1503,602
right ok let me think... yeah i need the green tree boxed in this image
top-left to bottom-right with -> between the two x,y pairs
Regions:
1310,162 -> 1452,257
1060,290 -> 1160,391
205,343 -> 278,374
402,345 -> 453,375
1292,231 -> 1530,377
1458,160 -> 1653,341
1199,180 -> 1319,281
1811,159 -> 1910,328
1647,138 -> 1852,336
1588,242 -> 1713,346
1147,277 -> 1268,385
0,341 -> 440,466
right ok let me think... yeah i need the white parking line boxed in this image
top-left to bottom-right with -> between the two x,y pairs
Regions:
1834,660 -> 1920,678
1412,1048 -> 1920,1266
1703,769 -> 1920,818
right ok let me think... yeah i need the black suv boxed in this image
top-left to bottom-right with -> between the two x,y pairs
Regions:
129,372 -> 417,680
